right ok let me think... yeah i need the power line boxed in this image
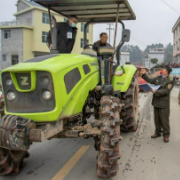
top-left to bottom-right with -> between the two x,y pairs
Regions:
161,0 -> 180,15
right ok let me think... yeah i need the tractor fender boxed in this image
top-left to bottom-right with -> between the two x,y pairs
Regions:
112,64 -> 137,92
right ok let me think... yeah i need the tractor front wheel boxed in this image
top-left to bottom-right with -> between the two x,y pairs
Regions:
0,148 -> 29,175
96,96 -> 122,178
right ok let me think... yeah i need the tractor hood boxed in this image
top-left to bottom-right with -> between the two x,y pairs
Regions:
1,54 -> 97,74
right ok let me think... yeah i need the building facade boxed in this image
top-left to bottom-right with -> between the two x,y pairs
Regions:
114,52 -> 130,65
172,16 -> 180,63
145,48 -> 165,68
120,52 -> 130,65
0,0 -> 93,70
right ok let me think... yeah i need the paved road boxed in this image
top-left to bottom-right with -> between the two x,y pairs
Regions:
1,87 -> 180,180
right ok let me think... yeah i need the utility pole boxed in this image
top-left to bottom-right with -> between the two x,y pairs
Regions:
106,24 -> 114,44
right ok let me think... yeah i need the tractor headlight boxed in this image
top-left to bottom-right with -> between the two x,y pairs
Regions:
7,92 -> 16,101
6,79 -> 12,86
42,91 -> 52,100
43,77 -> 50,85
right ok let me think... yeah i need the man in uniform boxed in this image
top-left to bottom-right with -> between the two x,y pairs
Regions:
141,66 -> 173,143
93,32 -> 112,52
47,15 -> 78,53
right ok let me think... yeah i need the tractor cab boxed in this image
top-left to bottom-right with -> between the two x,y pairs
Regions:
33,0 -> 135,66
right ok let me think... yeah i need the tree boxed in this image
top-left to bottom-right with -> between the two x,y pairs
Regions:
121,44 -> 143,65
150,58 -> 158,64
164,43 -> 173,63
144,43 -> 163,52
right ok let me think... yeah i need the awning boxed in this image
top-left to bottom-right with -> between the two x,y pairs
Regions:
32,0 -> 136,22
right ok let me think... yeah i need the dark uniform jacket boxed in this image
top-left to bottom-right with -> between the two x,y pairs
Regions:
47,22 -> 77,53
142,74 -> 173,108
93,40 -> 111,52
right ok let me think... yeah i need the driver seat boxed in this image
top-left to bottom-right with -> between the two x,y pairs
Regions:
81,49 -> 97,57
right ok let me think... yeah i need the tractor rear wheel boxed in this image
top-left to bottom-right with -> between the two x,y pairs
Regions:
0,148 -> 29,175
96,96 -> 122,178
121,76 -> 139,132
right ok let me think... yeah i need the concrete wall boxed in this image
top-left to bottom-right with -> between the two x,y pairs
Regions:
1,28 -> 23,69
17,1 -> 30,12
23,28 -> 33,60
16,11 -> 33,24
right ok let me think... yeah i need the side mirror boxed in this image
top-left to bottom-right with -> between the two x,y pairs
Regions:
122,29 -> 131,42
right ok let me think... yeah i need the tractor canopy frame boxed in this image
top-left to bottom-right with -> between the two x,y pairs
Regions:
32,0 -> 136,64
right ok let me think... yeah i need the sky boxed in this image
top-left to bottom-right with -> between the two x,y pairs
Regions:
0,0 -> 180,51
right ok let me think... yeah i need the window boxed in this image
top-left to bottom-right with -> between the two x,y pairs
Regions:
2,55 -> 6,61
81,23 -> 89,32
4,30 -> 11,39
42,12 -> 53,24
83,64 -> 90,75
11,55 -> 19,65
42,31 -> 48,43
81,39 -> 89,48
64,68 -> 81,94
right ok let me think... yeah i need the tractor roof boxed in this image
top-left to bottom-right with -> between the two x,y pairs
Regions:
32,0 -> 136,22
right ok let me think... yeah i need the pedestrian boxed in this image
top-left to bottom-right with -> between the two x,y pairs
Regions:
47,15 -> 78,53
93,32 -> 112,52
173,76 -> 176,82
141,65 -> 173,143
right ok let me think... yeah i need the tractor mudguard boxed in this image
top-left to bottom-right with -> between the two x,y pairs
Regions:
112,64 -> 137,92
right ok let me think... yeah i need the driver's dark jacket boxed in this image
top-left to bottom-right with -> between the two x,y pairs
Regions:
47,22 -> 77,53
142,74 -> 173,108
93,40 -> 112,52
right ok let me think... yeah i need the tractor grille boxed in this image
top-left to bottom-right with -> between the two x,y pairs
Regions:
2,71 -> 55,113
15,73 -> 31,90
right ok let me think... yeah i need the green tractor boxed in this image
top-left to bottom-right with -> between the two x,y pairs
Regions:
0,0 -> 139,178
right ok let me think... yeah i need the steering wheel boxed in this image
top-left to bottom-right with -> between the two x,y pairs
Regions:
84,44 -> 98,53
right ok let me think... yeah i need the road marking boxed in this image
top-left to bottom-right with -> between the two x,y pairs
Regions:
51,145 -> 90,180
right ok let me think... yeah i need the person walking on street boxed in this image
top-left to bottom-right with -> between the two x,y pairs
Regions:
141,66 -> 173,143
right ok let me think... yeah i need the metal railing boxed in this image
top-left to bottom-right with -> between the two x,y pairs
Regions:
0,20 -> 32,27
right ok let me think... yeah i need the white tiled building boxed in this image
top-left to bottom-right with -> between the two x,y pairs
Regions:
146,48 -> 165,68
172,16 -> 180,63
114,52 -> 130,65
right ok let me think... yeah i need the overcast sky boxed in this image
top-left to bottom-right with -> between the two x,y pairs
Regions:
0,0 -> 180,50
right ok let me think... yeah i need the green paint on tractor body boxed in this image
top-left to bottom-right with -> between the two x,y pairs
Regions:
1,54 -> 136,122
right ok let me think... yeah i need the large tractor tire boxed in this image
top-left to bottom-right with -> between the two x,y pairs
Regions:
0,148 -> 29,175
0,115 -> 32,176
96,96 -> 122,178
121,76 -> 139,132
